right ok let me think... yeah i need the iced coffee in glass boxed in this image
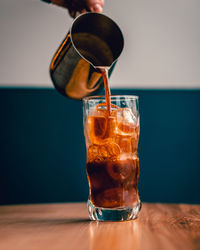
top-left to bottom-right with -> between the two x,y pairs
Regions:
83,95 -> 141,221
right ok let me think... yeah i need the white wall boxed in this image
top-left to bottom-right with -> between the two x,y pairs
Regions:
0,0 -> 200,88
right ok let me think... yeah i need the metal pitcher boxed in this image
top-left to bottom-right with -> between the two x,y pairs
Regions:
50,12 -> 124,99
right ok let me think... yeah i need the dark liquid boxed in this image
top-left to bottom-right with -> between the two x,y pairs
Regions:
99,68 -> 111,116
86,158 -> 140,208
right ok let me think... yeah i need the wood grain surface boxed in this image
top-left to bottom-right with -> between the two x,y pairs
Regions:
0,203 -> 199,250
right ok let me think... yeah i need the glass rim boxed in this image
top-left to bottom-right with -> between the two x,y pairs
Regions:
83,95 -> 139,101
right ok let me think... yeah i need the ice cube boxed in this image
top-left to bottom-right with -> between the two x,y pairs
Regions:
87,141 -> 121,162
99,142 -> 121,159
87,144 -> 99,162
87,116 -> 106,145
131,137 -> 139,154
94,188 -> 138,208
112,108 -> 137,124
93,188 -> 121,208
116,135 -> 132,153
106,160 -> 132,181
95,102 -> 119,113
87,115 -> 117,145
112,108 -> 138,135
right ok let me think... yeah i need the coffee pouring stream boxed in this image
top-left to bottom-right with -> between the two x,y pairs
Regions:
50,12 -> 124,99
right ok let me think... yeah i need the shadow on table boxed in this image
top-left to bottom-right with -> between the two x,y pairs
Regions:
4,217 -> 90,226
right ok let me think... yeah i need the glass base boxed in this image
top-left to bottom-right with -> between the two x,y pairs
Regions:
87,200 -> 142,221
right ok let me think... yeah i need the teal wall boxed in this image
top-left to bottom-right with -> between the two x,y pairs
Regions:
0,88 -> 199,205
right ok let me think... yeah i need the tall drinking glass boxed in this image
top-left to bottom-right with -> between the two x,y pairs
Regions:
83,95 -> 141,221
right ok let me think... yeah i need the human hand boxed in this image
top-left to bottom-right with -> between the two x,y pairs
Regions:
51,0 -> 104,17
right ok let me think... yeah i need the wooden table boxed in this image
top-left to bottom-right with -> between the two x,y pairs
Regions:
0,203 -> 199,250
